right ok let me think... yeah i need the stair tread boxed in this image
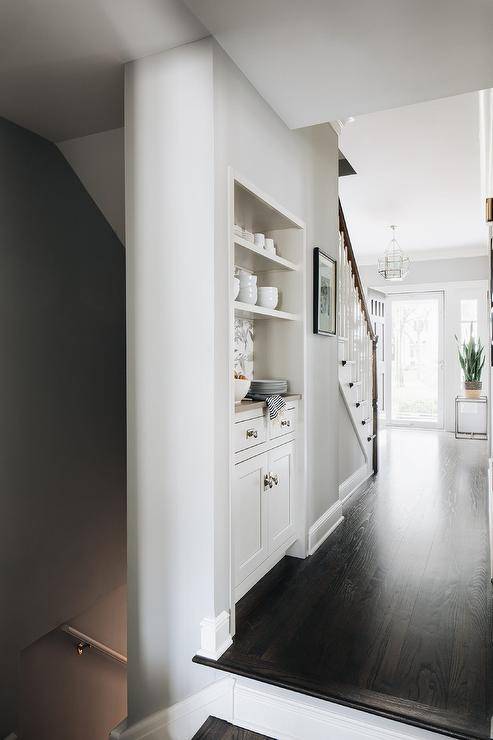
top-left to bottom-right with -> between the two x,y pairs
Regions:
192,716 -> 276,740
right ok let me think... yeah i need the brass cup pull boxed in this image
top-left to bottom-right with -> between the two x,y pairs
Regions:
281,419 -> 291,428
246,429 -> 258,439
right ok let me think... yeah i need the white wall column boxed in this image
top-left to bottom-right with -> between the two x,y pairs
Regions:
125,39 -> 216,725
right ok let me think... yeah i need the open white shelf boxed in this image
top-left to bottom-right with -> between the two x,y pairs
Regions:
234,301 -> 298,321
233,235 -> 299,273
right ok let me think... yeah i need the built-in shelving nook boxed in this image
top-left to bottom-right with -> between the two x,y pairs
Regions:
229,171 -> 307,632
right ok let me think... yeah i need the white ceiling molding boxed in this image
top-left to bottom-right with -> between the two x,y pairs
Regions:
331,121 -> 344,137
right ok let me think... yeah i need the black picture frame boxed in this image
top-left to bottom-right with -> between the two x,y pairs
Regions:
313,247 -> 337,336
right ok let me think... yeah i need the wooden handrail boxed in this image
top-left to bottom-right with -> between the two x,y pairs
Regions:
338,201 -> 376,343
339,200 -> 378,474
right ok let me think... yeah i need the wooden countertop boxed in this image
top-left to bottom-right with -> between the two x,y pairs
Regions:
234,394 -> 302,414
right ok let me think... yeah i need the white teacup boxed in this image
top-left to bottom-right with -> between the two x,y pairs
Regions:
254,233 -> 265,248
264,238 -> 276,254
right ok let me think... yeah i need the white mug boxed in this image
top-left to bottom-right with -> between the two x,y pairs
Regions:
264,238 -> 276,254
254,233 -> 265,248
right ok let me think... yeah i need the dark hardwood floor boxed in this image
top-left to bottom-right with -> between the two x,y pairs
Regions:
194,429 -> 492,739
192,716 -> 275,739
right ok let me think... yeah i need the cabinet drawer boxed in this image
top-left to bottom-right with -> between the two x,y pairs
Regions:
234,414 -> 267,452
269,405 -> 296,441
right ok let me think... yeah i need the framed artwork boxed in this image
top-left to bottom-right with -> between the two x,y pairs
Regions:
313,247 -> 336,335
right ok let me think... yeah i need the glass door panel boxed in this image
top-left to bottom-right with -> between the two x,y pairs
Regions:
388,292 -> 444,428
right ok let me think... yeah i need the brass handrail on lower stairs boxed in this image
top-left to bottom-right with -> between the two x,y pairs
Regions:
60,624 -> 127,665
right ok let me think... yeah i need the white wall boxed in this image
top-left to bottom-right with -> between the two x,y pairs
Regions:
338,392 -> 365,484
125,39 -> 216,725
125,37 -> 340,731
58,128 -> 125,243
213,40 -> 339,547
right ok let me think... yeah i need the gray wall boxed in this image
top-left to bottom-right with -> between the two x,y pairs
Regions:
0,117 -> 126,735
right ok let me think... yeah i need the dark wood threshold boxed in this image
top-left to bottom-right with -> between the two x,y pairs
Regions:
193,653 -> 488,740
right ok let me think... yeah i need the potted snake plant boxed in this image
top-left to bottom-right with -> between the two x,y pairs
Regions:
455,326 -> 485,399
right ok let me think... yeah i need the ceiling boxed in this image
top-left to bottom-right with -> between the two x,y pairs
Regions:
183,0 -> 493,129
339,92 -> 486,264
0,0 -> 207,142
2,0 -> 493,145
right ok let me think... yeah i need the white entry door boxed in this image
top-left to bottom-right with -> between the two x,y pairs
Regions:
386,291 -> 445,429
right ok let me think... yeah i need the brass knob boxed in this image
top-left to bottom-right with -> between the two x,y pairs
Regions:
246,429 -> 258,439
281,420 -> 291,428
271,473 -> 279,486
264,474 -> 273,490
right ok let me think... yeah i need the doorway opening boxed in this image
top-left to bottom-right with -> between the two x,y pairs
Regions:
387,291 -> 444,429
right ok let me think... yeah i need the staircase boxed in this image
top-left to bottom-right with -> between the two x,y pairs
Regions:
338,202 -> 378,478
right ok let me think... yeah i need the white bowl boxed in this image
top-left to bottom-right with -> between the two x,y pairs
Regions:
233,277 -> 240,300
238,271 -> 257,286
234,378 -> 251,402
257,294 -> 278,309
238,287 -> 258,305
257,287 -> 278,309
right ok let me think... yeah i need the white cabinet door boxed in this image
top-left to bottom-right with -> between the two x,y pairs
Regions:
267,441 -> 295,552
233,452 -> 269,587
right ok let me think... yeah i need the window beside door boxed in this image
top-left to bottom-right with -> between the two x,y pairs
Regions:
460,298 -> 478,342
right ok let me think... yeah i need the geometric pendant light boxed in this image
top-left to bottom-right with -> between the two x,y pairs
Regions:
377,225 -> 410,281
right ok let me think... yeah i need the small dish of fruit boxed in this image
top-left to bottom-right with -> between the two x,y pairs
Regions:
234,371 -> 251,402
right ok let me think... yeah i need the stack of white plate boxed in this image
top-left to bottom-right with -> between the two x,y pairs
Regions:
248,379 -> 288,399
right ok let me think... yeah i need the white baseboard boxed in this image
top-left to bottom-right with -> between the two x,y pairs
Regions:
233,678 -> 442,740
109,677 -> 234,740
196,610 -> 233,661
308,500 -> 344,556
111,675 -> 443,740
339,464 -> 372,506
